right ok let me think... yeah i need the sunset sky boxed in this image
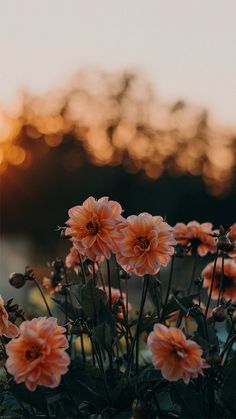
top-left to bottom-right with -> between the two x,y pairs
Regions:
0,0 -> 236,125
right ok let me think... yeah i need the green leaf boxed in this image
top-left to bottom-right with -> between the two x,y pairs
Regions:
93,322 -> 113,351
148,276 -> 161,312
65,367 -> 107,410
171,381 -> 205,418
139,312 -> 158,334
0,391 -> 26,416
99,300 -> 116,337
133,365 -> 163,385
221,356 -> 236,414
162,294 -> 198,318
10,383 -> 50,415
111,377 -> 128,402
206,323 -> 219,349
51,294 -> 80,321
80,279 -> 106,321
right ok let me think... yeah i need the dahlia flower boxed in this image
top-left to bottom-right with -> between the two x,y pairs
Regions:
202,258 -> 236,301
6,317 -> 70,391
173,221 -> 216,256
228,223 -> 236,258
101,286 -> 132,318
147,324 -> 207,383
65,245 -> 104,274
115,212 -> 175,276
0,294 -> 19,338
66,196 -> 123,261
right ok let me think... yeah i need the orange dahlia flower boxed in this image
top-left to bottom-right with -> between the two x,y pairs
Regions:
66,196 -> 123,261
0,295 -> 19,338
173,221 -> 216,256
228,223 -> 236,258
42,276 -> 62,296
101,286 -> 132,318
5,317 -> 70,391
65,246 -> 104,274
202,258 -> 236,301
147,324 -> 206,383
115,213 -> 175,276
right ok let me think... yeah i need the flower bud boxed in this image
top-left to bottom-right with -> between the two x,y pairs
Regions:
175,244 -> 188,258
52,258 -> 64,271
205,351 -> 222,366
132,400 -> 148,419
232,310 -> 236,323
119,269 -> 131,280
217,235 -> 233,252
194,276 -> 203,286
212,306 -> 227,322
9,272 -> 26,289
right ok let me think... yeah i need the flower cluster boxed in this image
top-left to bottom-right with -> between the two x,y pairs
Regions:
66,197 -> 176,276
1,196 -> 236,418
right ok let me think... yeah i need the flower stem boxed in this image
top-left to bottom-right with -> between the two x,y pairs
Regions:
205,250 -> 219,319
163,255 -> 175,308
187,253 -> 198,295
80,333 -> 86,364
217,253 -> 224,306
62,377 -> 81,416
125,275 -> 149,376
78,253 -> 86,285
106,259 -> 112,311
33,277 -> 52,317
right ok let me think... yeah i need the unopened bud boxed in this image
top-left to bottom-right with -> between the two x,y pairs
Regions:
132,400 -> 148,419
9,273 -> 26,289
119,269 -> 131,280
205,352 -> 222,366
217,236 -> 233,252
212,306 -> 227,322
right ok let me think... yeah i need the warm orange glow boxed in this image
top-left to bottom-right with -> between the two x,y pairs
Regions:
0,70 -> 235,196
5,145 -> 26,166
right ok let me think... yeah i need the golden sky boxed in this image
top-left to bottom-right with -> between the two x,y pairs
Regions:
0,0 -> 236,125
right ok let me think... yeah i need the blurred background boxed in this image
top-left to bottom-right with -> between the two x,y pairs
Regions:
0,0 -> 236,303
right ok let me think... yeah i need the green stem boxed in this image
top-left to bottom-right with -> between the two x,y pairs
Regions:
125,275 -> 149,376
205,250 -> 219,319
135,276 -> 149,372
187,253 -> 198,295
78,253 -> 86,285
106,260 -> 112,311
62,377 -> 81,416
164,255 -> 175,307
80,334 -> 86,364
33,278 -> 52,317
217,253 -> 224,306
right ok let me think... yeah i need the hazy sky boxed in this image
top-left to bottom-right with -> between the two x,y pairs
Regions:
0,0 -> 236,125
